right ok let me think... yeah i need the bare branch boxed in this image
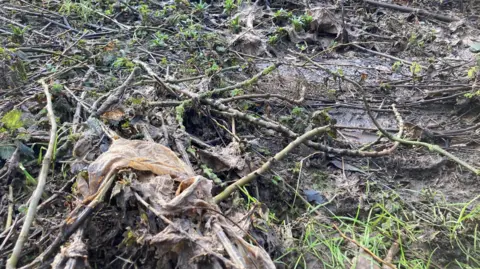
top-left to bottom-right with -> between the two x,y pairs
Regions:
214,125 -> 330,203
7,79 -> 58,269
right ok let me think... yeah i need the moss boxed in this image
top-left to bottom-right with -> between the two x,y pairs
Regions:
127,97 -> 144,105
175,101 -> 192,130
262,64 -> 277,75
121,120 -> 131,129
1,109 -> 24,131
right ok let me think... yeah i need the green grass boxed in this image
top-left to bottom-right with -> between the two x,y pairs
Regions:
269,184 -> 480,268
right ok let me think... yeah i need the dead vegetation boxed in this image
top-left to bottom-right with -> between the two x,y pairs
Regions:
1,0 -> 480,268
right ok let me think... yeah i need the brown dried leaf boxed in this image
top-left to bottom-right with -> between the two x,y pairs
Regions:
80,139 -> 193,200
100,108 -> 125,121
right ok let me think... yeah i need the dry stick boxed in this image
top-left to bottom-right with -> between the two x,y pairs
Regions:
218,86 -> 306,104
332,224 -> 397,269
92,67 -> 140,116
213,125 -> 330,203
6,185 -> 13,230
78,2 -> 131,30
363,0 -> 459,23
406,91 -> 469,106
73,66 -> 95,133
7,79 -> 57,269
148,100 -> 182,107
0,217 -> 18,251
294,51 -> 480,175
0,15 -> 50,39
351,44 -> 424,69
134,60 -> 197,98
425,86 -> 473,95
17,47 -> 82,63
64,86 -> 92,113
203,63 -> 281,97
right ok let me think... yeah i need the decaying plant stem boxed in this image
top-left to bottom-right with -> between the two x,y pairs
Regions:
7,79 -> 58,269
214,125 -> 330,203
6,185 -> 13,230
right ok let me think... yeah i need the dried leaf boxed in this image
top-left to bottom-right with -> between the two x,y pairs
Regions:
81,139 -> 193,199
100,109 -> 125,121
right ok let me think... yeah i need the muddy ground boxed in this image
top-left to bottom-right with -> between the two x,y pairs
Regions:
1,0 -> 480,268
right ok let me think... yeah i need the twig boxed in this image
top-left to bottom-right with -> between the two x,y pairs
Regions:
61,31 -> 89,56
134,60 -> 195,98
214,125 -> 330,203
78,2 -> 131,30
3,6 -> 57,18
425,86 -> 472,95
64,86 -> 92,113
332,224 -> 397,269
203,63 -> 281,97
42,17 -> 79,33
352,44 -> 423,69
91,67 -> 139,116
6,185 -> 13,230
364,0 -> 459,22
7,79 -> 58,269
0,216 -> 18,251
218,86 -> 306,105
173,131 -> 195,175
0,15 -> 50,39
210,108 -> 397,157
406,91 -> 469,106
148,100 -> 183,107
307,102 -> 410,113
73,67 -> 95,133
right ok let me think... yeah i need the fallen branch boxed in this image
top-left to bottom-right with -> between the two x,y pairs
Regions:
91,67 -> 140,116
364,0 -> 459,22
351,44 -> 424,69
214,125 -> 330,203
203,63 -> 281,97
218,86 -> 306,105
7,79 -> 58,269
